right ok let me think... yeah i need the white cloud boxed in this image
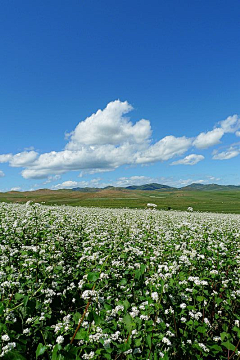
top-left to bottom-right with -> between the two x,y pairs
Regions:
79,168 -> 114,177
10,187 -> 21,191
0,151 -> 38,167
193,128 -> 224,149
212,148 -> 239,160
114,176 -> 155,187
21,145 -> 133,179
43,175 -> 61,185
10,151 -> 38,167
207,175 -> 221,181
236,131 -> 240,137
22,168 -> 65,179
0,154 -> 12,163
0,170 -> 5,177
52,178 -> 103,190
136,136 -> 192,163
51,174 -> 225,191
171,154 -> 204,166
219,115 -> 240,133
53,180 -> 78,189
66,100 -> 151,149
1,101 -> 239,180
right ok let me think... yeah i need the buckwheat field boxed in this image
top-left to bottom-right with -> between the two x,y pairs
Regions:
0,202 -> 239,360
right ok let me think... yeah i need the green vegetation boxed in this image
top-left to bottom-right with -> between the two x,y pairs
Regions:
0,203 -> 239,359
1,188 -> 240,213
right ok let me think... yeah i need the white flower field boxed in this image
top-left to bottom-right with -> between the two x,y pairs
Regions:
0,202 -> 239,359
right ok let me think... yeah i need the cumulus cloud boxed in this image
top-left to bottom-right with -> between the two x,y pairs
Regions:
236,131 -> 240,137
136,136 -> 192,163
21,145 -> 134,179
1,101 -> 239,179
66,100 -> 151,149
171,154 -> 204,166
43,175 -> 61,185
10,151 -> 38,167
0,170 -> 5,177
114,176 -> 155,187
193,128 -> 224,149
0,151 -> 38,167
219,114 -> 240,133
53,180 -> 78,189
212,148 -> 240,160
52,178 -> 104,190
0,154 -> 13,163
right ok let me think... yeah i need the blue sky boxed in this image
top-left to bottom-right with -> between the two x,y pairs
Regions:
1,0 -> 240,191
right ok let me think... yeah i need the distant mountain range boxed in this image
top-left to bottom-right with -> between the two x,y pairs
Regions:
71,182 -> 240,192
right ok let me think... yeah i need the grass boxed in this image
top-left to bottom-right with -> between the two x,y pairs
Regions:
1,188 -> 240,213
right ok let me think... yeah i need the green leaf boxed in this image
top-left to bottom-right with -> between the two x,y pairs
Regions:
23,296 -> 29,308
196,296 -> 204,302
146,334 -> 152,349
135,337 -> 142,347
220,332 -> 228,341
102,353 -> 111,360
140,264 -> 146,274
51,344 -> 62,360
123,299 -> 130,311
0,303 -> 4,316
222,341 -> 235,351
135,270 -> 141,280
15,293 -> 24,301
74,328 -> 89,341
196,326 -> 206,334
123,314 -> 133,332
211,344 -> 222,352
73,312 -> 81,324
87,272 -> 99,282
36,343 -> 47,358
93,312 -> 101,325
4,351 -> 27,360
216,297 -> 222,305
120,279 -> 127,286
104,304 -> 112,311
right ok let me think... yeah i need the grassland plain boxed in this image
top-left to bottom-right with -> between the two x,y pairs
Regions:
0,203 -> 239,359
1,188 -> 240,213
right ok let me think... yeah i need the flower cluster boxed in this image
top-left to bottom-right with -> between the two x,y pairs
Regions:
0,202 -> 239,359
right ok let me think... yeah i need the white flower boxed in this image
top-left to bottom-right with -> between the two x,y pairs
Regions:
204,318 -> 211,326
198,343 -> 209,352
180,303 -> 186,309
82,352 -> 95,359
1,335 -> 10,341
56,335 -> 64,344
103,339 -> 111,347
130,307 -> 139,318
210,270 -> 218,275
162,337 -> 171,346
140,314 -> 149,320
151,292 -> 159,301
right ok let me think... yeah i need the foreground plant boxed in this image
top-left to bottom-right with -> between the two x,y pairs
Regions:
0,203 -> 239,359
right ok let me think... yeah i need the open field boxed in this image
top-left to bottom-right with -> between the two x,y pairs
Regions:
1,188 -> 240,214
0,203 -> 239,359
